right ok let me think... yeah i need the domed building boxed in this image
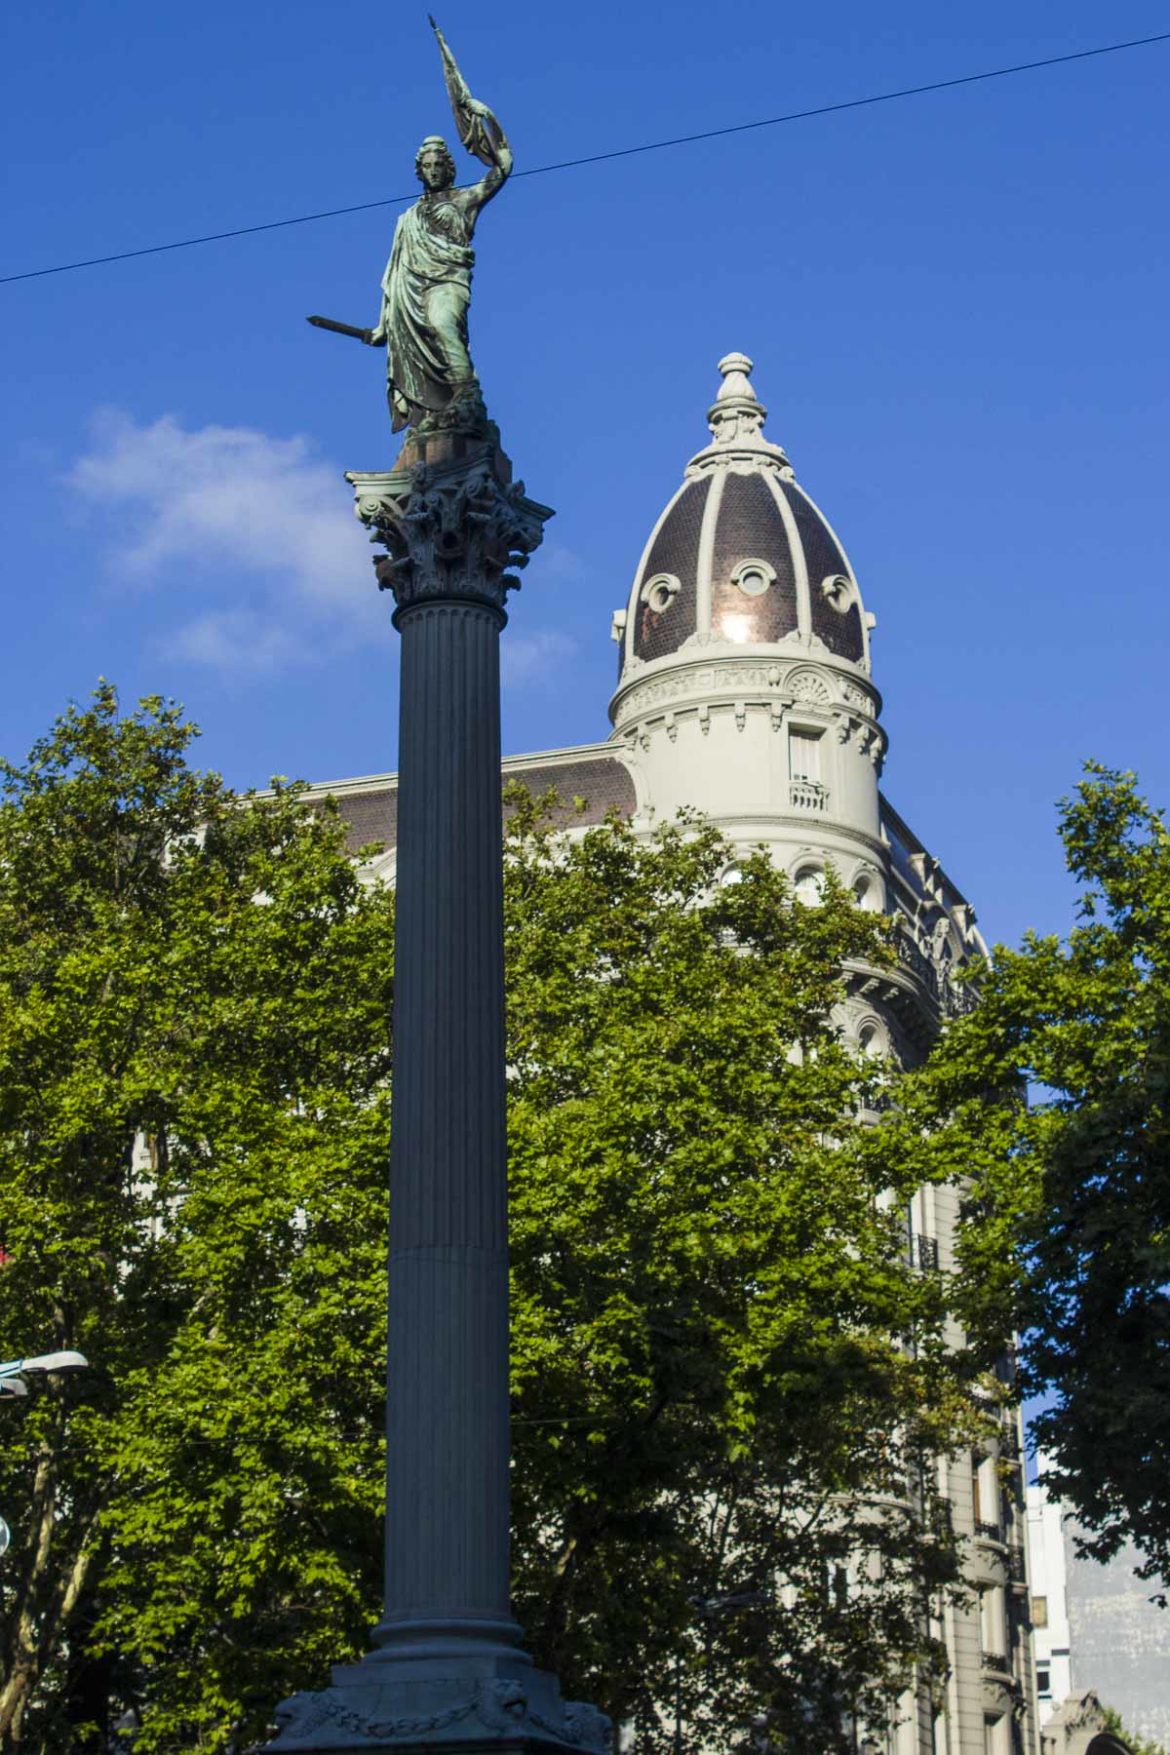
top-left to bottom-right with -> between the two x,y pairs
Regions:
308,353 -> 1035,1755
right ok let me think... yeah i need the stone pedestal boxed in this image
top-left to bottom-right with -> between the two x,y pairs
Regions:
264,438 -> 608,1755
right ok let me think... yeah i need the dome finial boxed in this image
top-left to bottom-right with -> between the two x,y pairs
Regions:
715,352 -> 757,402
705,351 -> 788,464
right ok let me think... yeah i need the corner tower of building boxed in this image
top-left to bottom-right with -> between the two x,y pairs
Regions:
609,354 -> 887,904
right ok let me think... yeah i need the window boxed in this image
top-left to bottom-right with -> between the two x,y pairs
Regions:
794,867 -> 825,907
974,1452 -> 1000,1531
979,1584 -> 1007,1664
853,873 -> 882,912
1036,1668 -> 1051,1696
789,729 -> 822,783
731,557 -> 776,598
984,1716 -> 1010,1755
1031,1596 -> 1048,1629
640,572 -> 681,615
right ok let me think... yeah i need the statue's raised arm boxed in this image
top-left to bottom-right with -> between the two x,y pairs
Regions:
431,16 -> 513,197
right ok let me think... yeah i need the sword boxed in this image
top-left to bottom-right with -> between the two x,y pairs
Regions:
308,314 -> 374,343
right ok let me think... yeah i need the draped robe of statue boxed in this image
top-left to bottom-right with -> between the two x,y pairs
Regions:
372,22 -> 510,434
376,158 -> 507,432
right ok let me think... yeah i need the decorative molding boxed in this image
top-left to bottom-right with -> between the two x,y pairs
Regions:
787,669 -> 832,704
820,573 -> 857,614
790,780 -> 829,813
272,1678 -> 611,1752
348,451 -> 553,619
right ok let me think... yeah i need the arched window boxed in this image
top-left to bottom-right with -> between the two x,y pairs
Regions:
853,873 -> 882,912
793,866 -> 825,906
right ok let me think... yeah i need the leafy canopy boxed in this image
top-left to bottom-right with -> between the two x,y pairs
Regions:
0,692 -> 984,1754
870,766 -> 1170,1588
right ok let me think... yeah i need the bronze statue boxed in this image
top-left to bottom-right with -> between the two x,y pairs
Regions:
309,20 -> 511,436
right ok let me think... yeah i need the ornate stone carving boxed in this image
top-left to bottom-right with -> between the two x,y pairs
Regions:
271,1678 -> 611,1752
819,573 -> 856,613
348,452 -> 553,617
613,659 -> 794,726
787,668 -> 831,704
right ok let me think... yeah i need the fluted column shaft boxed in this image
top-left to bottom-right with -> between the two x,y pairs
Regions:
265,454 -> 608,1752
375,593 -> 515,1656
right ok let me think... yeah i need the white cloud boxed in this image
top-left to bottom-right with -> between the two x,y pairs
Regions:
161,610 -> 308,675
501,629 -> 576,686
534,543 -> 585,583
69,412 -> 580,686
69,410 -> 378,674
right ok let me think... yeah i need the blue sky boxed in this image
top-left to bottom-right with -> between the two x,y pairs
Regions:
3,1 -> 1169,953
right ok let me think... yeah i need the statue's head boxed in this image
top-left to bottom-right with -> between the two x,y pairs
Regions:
415,136 -> 456,191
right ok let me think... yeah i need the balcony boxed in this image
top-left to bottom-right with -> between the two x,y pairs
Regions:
912,1234 -> 940,1272
790,779 -> 828,812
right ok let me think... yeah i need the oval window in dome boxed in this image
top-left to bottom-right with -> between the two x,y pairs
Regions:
640,572 -> 681,615
731,557 -> 776,599
821,574 -> 855,613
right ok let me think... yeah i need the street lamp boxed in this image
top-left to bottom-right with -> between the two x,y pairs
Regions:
0,1350 -> 89,1398
1,1351 -> 89,1566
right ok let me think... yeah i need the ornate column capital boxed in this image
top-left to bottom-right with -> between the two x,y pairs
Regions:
348,447 -> 554,622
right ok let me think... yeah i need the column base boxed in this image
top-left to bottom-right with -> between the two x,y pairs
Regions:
265,1653 -> 610,1754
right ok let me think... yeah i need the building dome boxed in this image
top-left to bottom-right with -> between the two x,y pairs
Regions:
615,354 -> 871,675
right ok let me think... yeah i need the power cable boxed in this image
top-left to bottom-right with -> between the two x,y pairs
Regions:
3,29 -> 1169,288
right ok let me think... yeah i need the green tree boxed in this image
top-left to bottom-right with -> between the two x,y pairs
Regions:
1102,1705 -> 1170,1755
870,766 -> 1170,1588
503,789 -> 978,1754
0,687 -> 395,1751
0,691 -> 984,1753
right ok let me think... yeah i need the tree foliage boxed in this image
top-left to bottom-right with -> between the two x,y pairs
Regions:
502,790 -> 980,1753
869,766 -> 1170,1588
0,691 -> 983,1753
0,687 -> 394,1751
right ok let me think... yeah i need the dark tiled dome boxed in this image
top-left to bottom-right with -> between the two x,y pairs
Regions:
621,355 -> 868,673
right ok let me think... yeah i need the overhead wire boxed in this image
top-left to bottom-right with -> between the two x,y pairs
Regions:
3,28 -> 1169,288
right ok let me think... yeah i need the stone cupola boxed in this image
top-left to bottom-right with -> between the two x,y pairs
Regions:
608,355 -> 888,891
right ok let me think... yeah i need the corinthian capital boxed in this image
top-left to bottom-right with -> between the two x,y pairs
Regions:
348,450 -> 554,619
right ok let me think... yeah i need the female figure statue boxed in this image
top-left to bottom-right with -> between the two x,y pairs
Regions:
367,23 -> 512,433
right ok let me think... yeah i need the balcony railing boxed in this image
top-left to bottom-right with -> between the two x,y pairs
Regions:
789,780 -> 828,812
975,1520 -> 1005,1544
981,1651 -> 1010,1674
893,920 -> 982,1021
913,1234 -> 940,1272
